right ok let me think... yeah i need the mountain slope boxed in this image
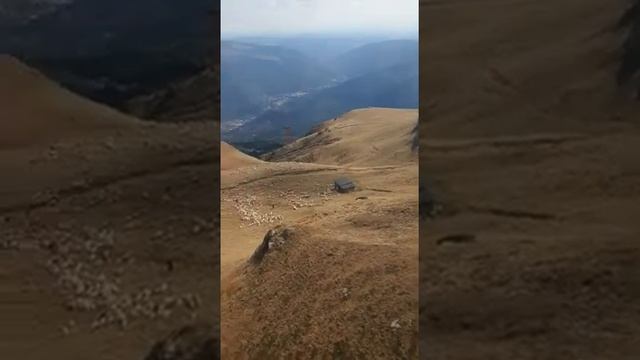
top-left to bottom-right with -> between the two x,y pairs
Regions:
264,108 -> 418,166
421,0 -> 636,140
0,0 -> 70,26
221,142 -> 262,171
0,53 -> 218,359
222,225 -> 418,359
229,58 -> 418,142
420,0 -> 640,358
125,67 -> 219,122
221,111 -> 418,358
0,55 -> 136,148
221,41 -> 335,122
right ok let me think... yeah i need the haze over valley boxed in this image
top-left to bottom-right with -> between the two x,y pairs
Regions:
0,0 -> 219,122
221,35 -> 418,155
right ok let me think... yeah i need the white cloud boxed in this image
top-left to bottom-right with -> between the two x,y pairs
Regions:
221,0 -> 417,37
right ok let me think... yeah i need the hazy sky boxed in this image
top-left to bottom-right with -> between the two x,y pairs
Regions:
221,0 -> 417,37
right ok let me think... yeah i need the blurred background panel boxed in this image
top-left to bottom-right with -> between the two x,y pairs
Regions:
0,1 -> 221,359
420,0 -> 640,358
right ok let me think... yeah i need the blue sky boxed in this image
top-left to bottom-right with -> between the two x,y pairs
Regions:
221,0 -> 418,38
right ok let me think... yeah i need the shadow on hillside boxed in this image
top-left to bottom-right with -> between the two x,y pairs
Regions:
411,120 -> 419,153
617,0 -> 640,94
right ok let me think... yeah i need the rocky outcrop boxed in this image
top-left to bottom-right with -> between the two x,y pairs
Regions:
249,226 -> 296,265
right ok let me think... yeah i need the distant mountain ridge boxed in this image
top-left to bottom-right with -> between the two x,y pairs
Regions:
227,36 -> 386,62
222,41 -> 336,122
0,0 -> 70,26
0,0 -> 218,119
1,0 -> 215,57
225,39 -> 418,143
328,39 -> 418,78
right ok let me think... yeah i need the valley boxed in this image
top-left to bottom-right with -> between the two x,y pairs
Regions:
0,0 -> 218,121
220,37 -> 418,150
